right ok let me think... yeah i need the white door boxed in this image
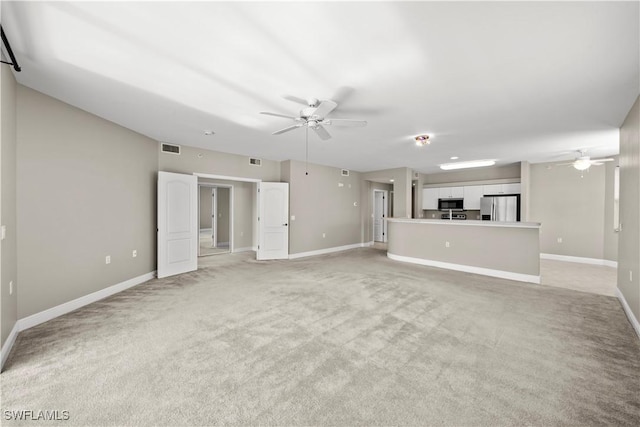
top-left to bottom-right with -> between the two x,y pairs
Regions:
158,172 -> 198,278
257,182 -> 289,260
373,190 -> 388,242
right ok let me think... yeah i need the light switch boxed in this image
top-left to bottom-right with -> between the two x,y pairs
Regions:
1,225 -> 5,240
291,215 -> 296,221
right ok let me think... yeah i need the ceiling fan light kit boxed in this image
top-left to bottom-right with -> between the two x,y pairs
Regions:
440,159 -> 496,171
415,135 -> 430,146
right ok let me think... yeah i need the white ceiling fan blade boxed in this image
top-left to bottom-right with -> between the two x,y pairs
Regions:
260,111 -> 297,120
312,125 -> 332,140
325,119 -> 367,127
554,162 -> 575,166
283,95 -> 309,106
272,124 -> 302,135
312,100 -> 338,118
593,158 -> 615,162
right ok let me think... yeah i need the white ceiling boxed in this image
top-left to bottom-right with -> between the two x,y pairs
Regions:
3,1 -> 639,174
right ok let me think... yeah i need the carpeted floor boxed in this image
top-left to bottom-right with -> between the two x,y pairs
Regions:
2,248 -> 639,426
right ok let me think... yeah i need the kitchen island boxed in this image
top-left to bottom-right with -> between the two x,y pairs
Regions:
387,218 -> 541,283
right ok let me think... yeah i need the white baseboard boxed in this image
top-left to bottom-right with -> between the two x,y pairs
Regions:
540,253 -> 618,268
289,242 -> 371,259
19,271 -> 156,332
199,228 -> 212,234
363,241 -> 374,247
616,288 -> 640,339
388,253 -> 541,284
1,322 -> 20,371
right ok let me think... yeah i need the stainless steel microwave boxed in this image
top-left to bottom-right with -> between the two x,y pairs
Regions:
438,198 -> 464,211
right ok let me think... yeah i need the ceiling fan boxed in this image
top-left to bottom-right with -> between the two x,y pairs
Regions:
260,95 -> 367,140
556,150 -> 615,173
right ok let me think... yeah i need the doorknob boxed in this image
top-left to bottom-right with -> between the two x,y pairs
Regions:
283,223 -> 288,226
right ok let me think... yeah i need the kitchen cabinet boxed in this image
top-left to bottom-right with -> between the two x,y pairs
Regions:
483,183 -> 521,195
438,186 -> 463,199
463,185 -> 484,210
422,188 -> 439,210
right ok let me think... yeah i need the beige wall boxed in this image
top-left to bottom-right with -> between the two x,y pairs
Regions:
16,86 -> 159,318
530,161 -> 606,259
159,144 -> 280,182
387,220 -> 540,277
282,160 -> 362,255
618,95 -> 640,323
199,186 -> 213,229
422,163 -> 521,185
217,187 -> 230,244
1,64 -> 18,348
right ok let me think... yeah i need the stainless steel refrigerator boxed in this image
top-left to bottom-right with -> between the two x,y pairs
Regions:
480,195 -> 520,222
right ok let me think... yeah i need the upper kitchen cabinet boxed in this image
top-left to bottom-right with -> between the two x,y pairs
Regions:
422,188 -> 439,210
463,185 -> 484,210
438,186 -> 464,198
483,183 -> 521,195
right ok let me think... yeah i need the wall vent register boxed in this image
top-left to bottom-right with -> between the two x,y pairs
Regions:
160,143 -> 181,155
249,158 -> 262,166
341,169 -> 350,176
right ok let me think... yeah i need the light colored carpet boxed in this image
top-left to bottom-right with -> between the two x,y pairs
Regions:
199,234 -> 229,256
540,259 -> 617,297
2,248 -> 639,426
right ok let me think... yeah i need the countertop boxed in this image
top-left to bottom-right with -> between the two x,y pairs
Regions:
386,218 -> 541,229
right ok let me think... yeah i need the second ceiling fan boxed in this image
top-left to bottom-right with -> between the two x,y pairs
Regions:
260,95 -> 367,140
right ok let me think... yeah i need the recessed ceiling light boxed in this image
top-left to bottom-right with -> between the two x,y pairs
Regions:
414,135 -> 430,146
440,159 -> 496,170
204,130 -> 215,136
450,156 -> 459,160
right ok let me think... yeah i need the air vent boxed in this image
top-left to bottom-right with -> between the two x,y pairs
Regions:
341,169 -> 350,176
160,143 -> 181,155
249,158 -> 262,166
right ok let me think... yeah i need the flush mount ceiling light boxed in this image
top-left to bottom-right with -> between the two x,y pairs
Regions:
414,135 -> 430,146
450,156 -> 459,160
440,159 -> 496,170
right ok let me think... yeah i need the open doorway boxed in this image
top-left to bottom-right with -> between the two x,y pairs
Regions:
373,189 -> 389,243
199,184 -> 232,256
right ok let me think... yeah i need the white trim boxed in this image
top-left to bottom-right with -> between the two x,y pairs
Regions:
19,271 -> 156,332
387,253 -> 541,284
1,322 -> 20,371
194,172 -> 261,183
199,228 -> 213,234
289,243 -> 372,260
616,288 -> 640,339
541,253 -> 618,268
363,241 -> 374,247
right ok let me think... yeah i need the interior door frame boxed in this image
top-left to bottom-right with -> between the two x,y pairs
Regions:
198,183 -> 234,255
372,189 -> 389,243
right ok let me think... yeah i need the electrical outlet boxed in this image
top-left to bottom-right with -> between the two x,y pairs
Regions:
240,231 -> 244,237
432,214 -> 435,218
445,241 -> 450,248
322,233 -> 326,238
105,255 -> 111,265
132,250 -> 137,258
1,225 -> 5,240
9,281 -> 13,295
630,270 -> 633,282
557,237 -> 563,243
